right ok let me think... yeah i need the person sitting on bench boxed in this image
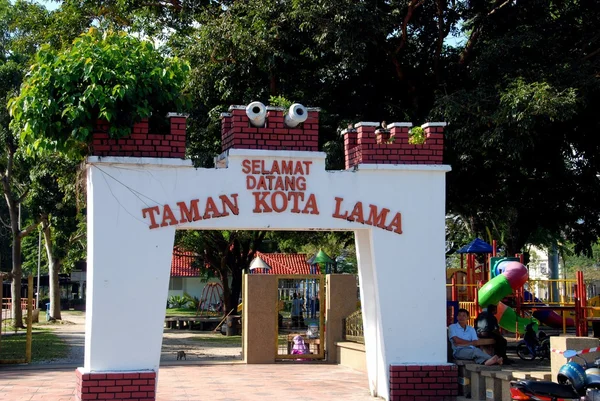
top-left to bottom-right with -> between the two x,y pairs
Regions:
475,304 -> 511,364
449,308 -> 503,366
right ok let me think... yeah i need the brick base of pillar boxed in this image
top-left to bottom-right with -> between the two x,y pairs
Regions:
75,368 -> 156,401
389,363 -> 458,401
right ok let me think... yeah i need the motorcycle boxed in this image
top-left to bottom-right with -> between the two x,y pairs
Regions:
517,323 -> 550,361
510,350 -> 600,400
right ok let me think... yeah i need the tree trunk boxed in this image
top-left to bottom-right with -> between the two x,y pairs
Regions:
10,232 -> 23,327
220,259 -> 234,314
42,221 -> 62,320
230,271 -> 242,315
3,146 -> 24,327
222,275 -> 234,314
48,257 -> 62,320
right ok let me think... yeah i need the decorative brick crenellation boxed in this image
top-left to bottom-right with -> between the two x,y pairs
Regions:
220,106 -> 319,153
389,364 -> 458,401
344,122 -> 445,169
90,114 -> 187,158
75,368 -> 157,401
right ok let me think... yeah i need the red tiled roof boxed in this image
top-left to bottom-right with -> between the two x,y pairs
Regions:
171,249 -> 316,277
255,251 -> 315,275
171,248 -> 202,277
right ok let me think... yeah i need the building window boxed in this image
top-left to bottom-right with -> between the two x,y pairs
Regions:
169,277 -> 183,291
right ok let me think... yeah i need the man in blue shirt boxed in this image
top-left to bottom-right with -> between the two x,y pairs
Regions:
449,308 -> 503,366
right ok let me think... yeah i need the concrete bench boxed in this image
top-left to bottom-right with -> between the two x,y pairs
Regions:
477,370 -> 551,401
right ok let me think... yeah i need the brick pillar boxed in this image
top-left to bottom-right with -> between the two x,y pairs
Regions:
389,364 -> 458,401
168,113 -> 187,158
220,112 -> 233,149
343,128 -> 358,170
355,122 -> 378,164
388,123 -> 412,146
421,122 -> 446,164
75,368 -> 156,401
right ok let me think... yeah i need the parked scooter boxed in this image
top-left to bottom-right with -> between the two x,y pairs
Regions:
510,350 -> 600,400
517,322 -> 550,361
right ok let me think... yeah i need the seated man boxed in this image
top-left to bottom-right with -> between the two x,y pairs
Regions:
475,304 -> 510,364
449,308 -> 503,366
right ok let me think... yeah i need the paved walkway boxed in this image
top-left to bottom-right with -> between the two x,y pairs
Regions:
0,363 -> 376,401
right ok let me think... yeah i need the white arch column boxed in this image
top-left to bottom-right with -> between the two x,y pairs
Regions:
355,169 -> 452,399
78,164 -> 176,399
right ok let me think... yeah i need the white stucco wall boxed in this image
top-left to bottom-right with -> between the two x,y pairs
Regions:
85,149 -> 450,399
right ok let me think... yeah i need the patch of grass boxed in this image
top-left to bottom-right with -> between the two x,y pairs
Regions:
63,310 -> 85,316
190,333 -> 241,346
165,308 -> 199,317
0,328 -> 68,362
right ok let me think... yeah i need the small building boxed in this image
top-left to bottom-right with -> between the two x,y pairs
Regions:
167,248 -> 221,301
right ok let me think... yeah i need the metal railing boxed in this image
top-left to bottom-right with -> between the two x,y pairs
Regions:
522,279 -> 577,305
343,309 -> 364,344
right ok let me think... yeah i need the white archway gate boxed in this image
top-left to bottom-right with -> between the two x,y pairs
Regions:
76,106 -> 455,401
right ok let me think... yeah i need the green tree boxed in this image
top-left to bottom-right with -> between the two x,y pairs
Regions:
270,231 -> 356,274
8,28 -> 189,320
562,242 -> 600,280
176,230 -> 266,313
9,28 -> 189,155
29,154 -> 85,319
435,0 -> 600,256
178,0 -> 461,166
0,0 -> 53,326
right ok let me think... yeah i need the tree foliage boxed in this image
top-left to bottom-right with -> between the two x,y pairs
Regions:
9,28 -> 190,155
0,0 -> 52,325
175,230 -> 265,313
435,0 -> 600,256
2,0 -> 600,313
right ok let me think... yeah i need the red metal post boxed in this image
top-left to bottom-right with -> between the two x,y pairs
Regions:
452,275 -> 458,302
578,271 -> 588,337
574,282 -> 581,337
475,281 -> 481,314
492,240 -> 497,257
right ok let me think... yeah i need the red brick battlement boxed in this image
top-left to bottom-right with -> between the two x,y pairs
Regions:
90,114 -> 187,158
343,122 -> 445,169
220,105 -> 319,153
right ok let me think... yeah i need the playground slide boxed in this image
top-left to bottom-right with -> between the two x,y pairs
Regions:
478,261 -> 538,334
479,261 -> 575,331
523,290 -> 575,328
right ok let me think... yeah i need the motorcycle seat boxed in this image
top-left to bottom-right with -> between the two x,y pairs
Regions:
518,380 -> 580,398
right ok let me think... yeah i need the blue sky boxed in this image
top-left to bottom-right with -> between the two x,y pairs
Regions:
36,0 -> 59,11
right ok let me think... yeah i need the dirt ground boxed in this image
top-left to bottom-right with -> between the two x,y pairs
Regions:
34,311 -> 242,365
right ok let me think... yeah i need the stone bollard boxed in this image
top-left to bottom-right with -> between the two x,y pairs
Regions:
550,336 -> 600,382
494,371 -> 514,401
466,364 -> 502,401
455,360 -> 473,397
481,370 -> 502,401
